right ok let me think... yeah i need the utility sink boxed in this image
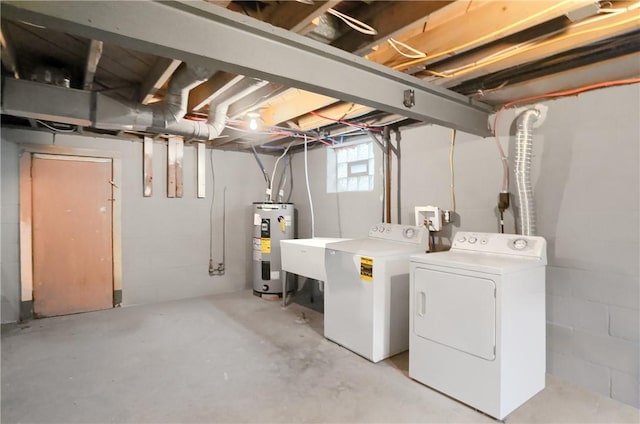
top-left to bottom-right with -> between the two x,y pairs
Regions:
280,238 -> 350,281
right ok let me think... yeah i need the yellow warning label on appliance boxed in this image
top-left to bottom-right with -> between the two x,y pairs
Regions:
261,238 -> 271,254
360,256 -> 373,282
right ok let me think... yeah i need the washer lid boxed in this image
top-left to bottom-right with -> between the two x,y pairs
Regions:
410,250 -> 545,274
327,238 -> 427,257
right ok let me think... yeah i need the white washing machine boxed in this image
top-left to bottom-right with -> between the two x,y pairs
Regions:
409,231 -> 547,420
324,223 -> 428,363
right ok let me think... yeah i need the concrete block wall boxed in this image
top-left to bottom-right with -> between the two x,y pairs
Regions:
290,138 -> 386,239
289,84 -> 639,407
1,128 -> 274,323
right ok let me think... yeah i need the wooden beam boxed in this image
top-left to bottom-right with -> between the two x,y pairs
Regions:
261,0 -> 341,33
227,83 -> 287,119
477,51 -> 640,105
296,102 -> 373,131
19,153 -> 33,302
197,142 -> 206,198
187,1 -> 340,116
143,137 -> 153,197
260,89 -> 337,126
366,0 -> 595,70
207,0 -> 232,7
139,57 -> 182,104
167,137 -> 178,198
0,20 -> 21,78
187,72 -> 244,112
83,40 -> 103,90
331,1 -> 453,56
175,138 -> 184,198
432,7 -> 640,88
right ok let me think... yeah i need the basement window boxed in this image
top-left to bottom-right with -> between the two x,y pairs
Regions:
327,140 -> 374,193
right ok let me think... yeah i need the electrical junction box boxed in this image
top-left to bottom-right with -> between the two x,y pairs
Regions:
415,206 -> 442,231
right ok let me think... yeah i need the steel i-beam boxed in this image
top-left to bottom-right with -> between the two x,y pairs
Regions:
1,1 -> 494,136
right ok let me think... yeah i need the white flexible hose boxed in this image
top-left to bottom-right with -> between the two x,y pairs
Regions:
515,109 -> 540,236
304,135 -> 315,238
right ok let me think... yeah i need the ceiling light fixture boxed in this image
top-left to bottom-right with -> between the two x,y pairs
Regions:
246,112 -> 260,130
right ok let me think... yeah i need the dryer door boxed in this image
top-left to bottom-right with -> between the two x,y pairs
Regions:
413,268 -> 496,360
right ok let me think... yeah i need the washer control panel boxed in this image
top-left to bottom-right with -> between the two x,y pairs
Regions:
452,231 -> 546,260
368,223 -> 428,245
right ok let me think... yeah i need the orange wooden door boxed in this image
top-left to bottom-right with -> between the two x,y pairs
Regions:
31,154 -> 114,317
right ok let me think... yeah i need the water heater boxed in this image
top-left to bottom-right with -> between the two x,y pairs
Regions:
252,202 -> 295,297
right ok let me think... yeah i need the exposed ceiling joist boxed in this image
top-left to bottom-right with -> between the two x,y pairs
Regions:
367,0 -> 597,70
188,1 -> 340,118
188,72 -> 244,112
83,40 -> 103,90
0,1 -> 493,136
207,0 -> 232,7
434,7 -> 640,88
297,102 -> 373,131
0,20 -> 20,78
331,1 -> 453,56
261,89 -> 337,126
227,83 -> 286,119
476,51 -> 640,104
139,57 -> 182,104
263,0 -> 342,33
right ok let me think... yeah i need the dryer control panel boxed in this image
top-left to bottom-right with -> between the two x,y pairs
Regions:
452,231 -> 546,261
368,223 -> 428,245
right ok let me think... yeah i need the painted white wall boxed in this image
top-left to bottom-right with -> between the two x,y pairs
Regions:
289,138 -> 386,239
289,84 -> 639,407
1,128 -> 274,323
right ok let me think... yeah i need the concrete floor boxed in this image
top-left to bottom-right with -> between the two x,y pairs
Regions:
2,290 -> 638,423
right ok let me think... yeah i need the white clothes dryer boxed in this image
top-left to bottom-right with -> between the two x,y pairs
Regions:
409,232 -> 547,420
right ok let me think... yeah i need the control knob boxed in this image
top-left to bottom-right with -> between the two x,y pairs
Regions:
513,239 -> 528,250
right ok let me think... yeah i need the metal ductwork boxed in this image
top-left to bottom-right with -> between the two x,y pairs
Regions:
1,63 -> 268,141
514,108 -> 540,236
152,64 -> 212,128
147,78 -> 270,140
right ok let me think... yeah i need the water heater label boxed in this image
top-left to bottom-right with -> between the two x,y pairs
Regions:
261,238 -> 271,254
261,218 -> 270,238
360,256 -> 373,282
253,213 -> 261,226
253,250 -> 261,261
252,237 -> 261,251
